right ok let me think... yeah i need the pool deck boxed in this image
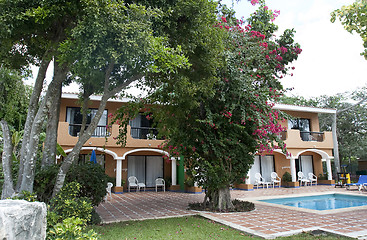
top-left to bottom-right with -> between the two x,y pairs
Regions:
96,185 -> 367,239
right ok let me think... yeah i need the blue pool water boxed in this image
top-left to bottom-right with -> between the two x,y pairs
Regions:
260,194 -> 367,211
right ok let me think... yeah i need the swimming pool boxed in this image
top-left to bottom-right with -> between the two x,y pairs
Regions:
260,193 -> 367,211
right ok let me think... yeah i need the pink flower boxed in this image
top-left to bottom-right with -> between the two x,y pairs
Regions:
250,0 -> 259,6
275,55 -> 283,61
221,16 -> 227,23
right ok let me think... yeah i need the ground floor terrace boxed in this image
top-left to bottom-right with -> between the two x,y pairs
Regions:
96,185 -> 367,239
64,147 -> 334,192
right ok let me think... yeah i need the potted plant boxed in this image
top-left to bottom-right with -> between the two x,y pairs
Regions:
282,172 -> 298,188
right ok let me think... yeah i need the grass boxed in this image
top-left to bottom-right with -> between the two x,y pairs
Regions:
90,216 -> 353,240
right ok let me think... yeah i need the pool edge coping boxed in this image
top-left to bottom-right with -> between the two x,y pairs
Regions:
238,191 -> 367,215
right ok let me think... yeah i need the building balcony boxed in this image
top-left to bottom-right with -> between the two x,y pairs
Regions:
57,122 -> 164,148
283,129 -> 333,149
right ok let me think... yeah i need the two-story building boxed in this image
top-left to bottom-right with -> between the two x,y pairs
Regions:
57,92 -> 336,193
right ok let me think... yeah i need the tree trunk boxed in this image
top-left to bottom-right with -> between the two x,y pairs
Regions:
0,120 -> 15,199
19,61 -> 66,193
16,59 -> 50,191
207,186 -> 233,211
41,62 -> 65,168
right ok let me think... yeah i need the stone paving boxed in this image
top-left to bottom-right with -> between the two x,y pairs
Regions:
96,186 -> 367,239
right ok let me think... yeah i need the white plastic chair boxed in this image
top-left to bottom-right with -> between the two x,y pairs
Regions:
254,173 -> 269,189
128,176 -> 139,192
105,182 -> 113,201
298,172 -> 311,186
271,172 -> 281,188
308,172 -> 317,186
155,178 -> 165,192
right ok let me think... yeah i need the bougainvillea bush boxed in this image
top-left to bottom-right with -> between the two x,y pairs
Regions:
113,0 -> 302,211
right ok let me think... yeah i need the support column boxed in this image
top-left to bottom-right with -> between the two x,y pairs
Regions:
245,171 -> 250,184
116,159 -> 122,187
290,157 -> 297,182
325,158 -> 333,180
171,157 -> 177,185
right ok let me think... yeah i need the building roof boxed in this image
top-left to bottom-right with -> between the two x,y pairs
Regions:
62,92 -> 337,114
273,103 -> 336,114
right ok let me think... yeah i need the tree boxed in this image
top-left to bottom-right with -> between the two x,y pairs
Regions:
114,0 -> 301,211
0,66 -> 30,198
0,0 -> 188,197
331,0 -> 367,59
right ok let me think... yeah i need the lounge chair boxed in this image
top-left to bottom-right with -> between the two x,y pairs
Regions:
254,173 -> 269,189
297,172 -> 310,186
128,176 -> 146,192
346,175 -> 367,192
155,178 -> 165,192
271,172 -> 281,188
308,172 -> 317,186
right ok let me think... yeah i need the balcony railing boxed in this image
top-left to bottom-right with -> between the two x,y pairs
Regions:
130,127 -> 160,140
300,131 -> 324,142
69,124 -> 110,137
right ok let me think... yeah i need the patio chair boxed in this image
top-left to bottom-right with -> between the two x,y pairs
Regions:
308,172 -> 317,186
346,175 -> 367,192
297,172 -> 310,186
128,176 -> 146,192
155,178 -> 165,192
105,182 -> 113,201
254,173 -> 269,189
271,172 -> 281,188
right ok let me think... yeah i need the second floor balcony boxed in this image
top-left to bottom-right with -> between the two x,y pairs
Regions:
69,124 -> 110,138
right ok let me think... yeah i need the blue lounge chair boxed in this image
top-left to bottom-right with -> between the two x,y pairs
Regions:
346,175 -> 367,192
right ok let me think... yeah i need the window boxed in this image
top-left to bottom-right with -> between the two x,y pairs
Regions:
129,113 -> 159,139
66,107 -> 108,137
288,118 -> 310,132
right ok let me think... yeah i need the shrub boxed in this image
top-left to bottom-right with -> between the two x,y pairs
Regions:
66,162 -> 110,206
34,162 -> 110,206
282,172 -> 292,182
48,182 -> 93,226
11,190 -> 37,202
34,164 -> 59,203
47,217 -> 99,240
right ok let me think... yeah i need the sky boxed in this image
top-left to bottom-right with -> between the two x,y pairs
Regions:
30,0 -> 366,99
222,0 -> 366,98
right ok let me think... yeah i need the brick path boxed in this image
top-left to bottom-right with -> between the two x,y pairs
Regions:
96,186 -> 367,239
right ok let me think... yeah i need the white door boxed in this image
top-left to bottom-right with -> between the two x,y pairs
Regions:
128,156 -> 146,184
146,156 -> 163,187
261,155 -> 274,182
300,155 -> 313,176
249,156 -> 261,185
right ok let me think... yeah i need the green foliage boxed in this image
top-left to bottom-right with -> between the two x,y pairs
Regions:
47,217 -> 99,240
48,182 -> 93,226
282,172 -> 292,183
0,67 -> 30,131
66,162 -> 109,206
34,163 -> 109,206
34,164 -> 60,203
11,190 -> 37,202
318,173 -> 328,181
331,0 -> 367,59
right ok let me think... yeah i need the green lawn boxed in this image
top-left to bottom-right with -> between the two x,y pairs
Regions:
90,216 -> 353,240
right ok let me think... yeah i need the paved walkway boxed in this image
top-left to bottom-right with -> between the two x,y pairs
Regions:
96,186 -> 367,239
